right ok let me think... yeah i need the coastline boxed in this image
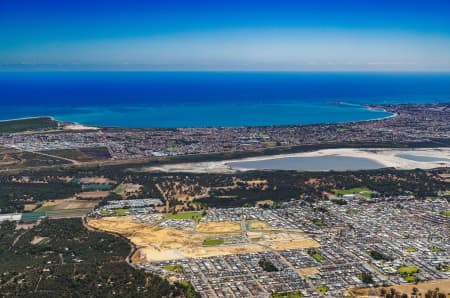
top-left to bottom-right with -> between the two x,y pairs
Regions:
0,103 -> 396,129
0,115 -> 55,123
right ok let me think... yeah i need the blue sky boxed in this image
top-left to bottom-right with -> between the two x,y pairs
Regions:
1,0 -> 449,71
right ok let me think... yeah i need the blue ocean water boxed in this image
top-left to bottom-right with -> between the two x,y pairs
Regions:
1,72 -> 449,128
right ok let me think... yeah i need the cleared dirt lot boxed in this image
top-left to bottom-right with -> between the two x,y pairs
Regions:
88,216 -> 264,262
196,221 -> 241,233
298,267 -> 319,276
88,216 -> 320,263
77,191 -> 111,199
246,220 -> 274,231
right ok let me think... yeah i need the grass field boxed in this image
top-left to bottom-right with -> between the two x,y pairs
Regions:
166,211 -> 203,220
33,205 -> 55,212
397,266 -> 419,275
334,187 -> 376,198
271,291 -> 303,298
443,210 -> 450,216
403,275 -> 417,282
398,265 -> 419,282
114,184 -> 126,195
309,251 -> 325,262
429,246 -> 442,253
202,238 -> 224,246
316,285 -> 328,293
113,208 -> 129,215
163,265 -> 184,273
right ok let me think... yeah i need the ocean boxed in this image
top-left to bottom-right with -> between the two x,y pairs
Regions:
1,72 -> 449,128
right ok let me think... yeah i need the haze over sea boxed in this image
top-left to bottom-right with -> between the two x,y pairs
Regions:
1,72 -> 449,128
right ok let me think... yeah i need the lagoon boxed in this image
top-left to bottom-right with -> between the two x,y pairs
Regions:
228,155 -> 385,171
396,154 -> 450,163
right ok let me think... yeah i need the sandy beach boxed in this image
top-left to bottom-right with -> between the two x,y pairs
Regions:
140,147 -> 450,173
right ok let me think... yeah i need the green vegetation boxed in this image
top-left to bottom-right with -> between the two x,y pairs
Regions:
334,187 -> 376,198
163,265 -> 184,273
316,285 -> 328,293
443,210 -> 450,216
83,183 -> 114,191
33,205 -> 55,212
403,275 -> 417,282
358,272 -> 374,284
258,258 -> 278,272
202,238 -> 224,246
368,250 -> 392,261
263,141 -> 278,148
397,265 -> 419,283
312,219 -> 324,227
166,211 -> 203,220
311,252 -> 325,262
0,150 -> 70,171
42,149 -> 87,160
0,117 -> 57,133
0,181 -> 81,213
429,246 -> 442,253
330,198 -> 347,205
0,219 -> 198,297
43,147 -> 111,162
114,184 -> 126,194
405,247 -> 418,253
397,266 -> 419,275
272,291 -> 303,298
113,208 -> 129,215
308,249 -> 325,262
167,146 -> 181,152
70,177 -> 81,184
100,210 -> 110,215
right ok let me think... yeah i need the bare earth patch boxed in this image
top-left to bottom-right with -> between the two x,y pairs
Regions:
77,191 -> 111,199
298,267 -> 319,276
80,177 -> 116,184
41,197 -> 100,210
88,216 -> 320,263
196,221 -> 241,233
247,220 -> 274,231
31,236 -> 48,245
23,204 -> 37,211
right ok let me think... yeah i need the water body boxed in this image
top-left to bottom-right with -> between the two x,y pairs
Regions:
0,72 -> 449,128
396,154 -> 450,162
229,156 -> 385,171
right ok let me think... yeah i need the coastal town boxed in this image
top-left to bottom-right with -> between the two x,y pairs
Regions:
0,104 -> 449,164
